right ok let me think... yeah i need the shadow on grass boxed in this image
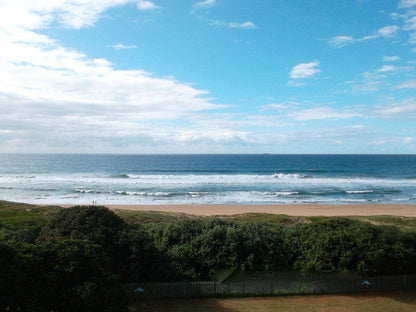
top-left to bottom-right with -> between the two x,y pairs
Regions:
347,290 -> 416,304
130,291 -> 416,312
129,298 -> 238,312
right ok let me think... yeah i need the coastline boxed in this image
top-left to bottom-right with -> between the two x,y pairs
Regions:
52,203 -> 416,217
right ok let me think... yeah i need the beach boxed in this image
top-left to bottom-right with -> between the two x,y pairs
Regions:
55,204 -> 416,217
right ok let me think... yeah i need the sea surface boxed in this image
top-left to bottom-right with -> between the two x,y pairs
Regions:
0,154 -> 415,205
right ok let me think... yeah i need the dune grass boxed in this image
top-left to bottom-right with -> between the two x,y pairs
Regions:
0,200 -> 59,226
2,200 -> 416,231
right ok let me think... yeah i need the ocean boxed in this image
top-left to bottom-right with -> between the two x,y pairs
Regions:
0,154 -> 415,205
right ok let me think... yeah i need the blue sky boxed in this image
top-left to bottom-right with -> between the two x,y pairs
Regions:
0,0 -> 415,153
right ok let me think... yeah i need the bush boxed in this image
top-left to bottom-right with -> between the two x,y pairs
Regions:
0,239 -> 127,312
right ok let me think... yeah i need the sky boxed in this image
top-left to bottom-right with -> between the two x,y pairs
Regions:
0,0 -> 415,154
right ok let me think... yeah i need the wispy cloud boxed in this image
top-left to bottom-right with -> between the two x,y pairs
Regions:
329,36 -> 355,48
192,0 -> 216,12
261,102 -> 296,111
404,15 -> 416,30
329,25 -> 399,48
289,61 -> 320,79
398,0 -> 416,9
395,0 -> 416,49
111,43 -> 137,50
261,101 -> 359,122
344,63 -> 413,93
409,32 -> 416,44
191,1 -> 256,30
377,65 -> 396,72
197,16 -> 257,30
137,0 -> 159,11
382,55 -> 400,62
288,107 -> 360,121
397,79 -> 416,88
228,21 -> 256,29
373,98 -> 416,120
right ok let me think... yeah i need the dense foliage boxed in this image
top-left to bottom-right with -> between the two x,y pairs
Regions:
1,204 -> 416,310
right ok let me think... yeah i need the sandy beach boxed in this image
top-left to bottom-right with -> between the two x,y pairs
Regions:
56,204 -> 416,217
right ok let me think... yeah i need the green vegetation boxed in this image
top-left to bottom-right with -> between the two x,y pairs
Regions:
0,200 -> 59,226
1,201 -> 416,310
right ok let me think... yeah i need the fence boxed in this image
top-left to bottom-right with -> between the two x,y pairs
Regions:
127,274 -> 416,298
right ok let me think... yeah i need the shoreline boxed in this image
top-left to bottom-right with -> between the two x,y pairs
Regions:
51,203 -> 416,217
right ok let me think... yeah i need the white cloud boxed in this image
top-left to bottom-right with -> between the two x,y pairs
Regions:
371,139 -> 387,146
137,0 -> 159,11
373,98 -> 416,120
262,103 -> 291,110
345,125 -> 365,129
329,25 -> 398,48
396,1 -> 416,49
382,56 -> 400,62
404,15 -> 416,30
398,0 -> 416,8
288,107 -> 359,121
329,36 -> 355,48
345,64 -> 413,93
409,32 -> 416,44
111,43 -> 137,50
192,2 -> 256,30
376,25 -> 399,38
197,16 -> 257,30
192,0 -> 216,11
290,61 -> 320,79
228,21 -> 256,29
397,79 -> 416,88
377,65 -> 396,72
0,0 -> 136,30
0,0 -> 234,152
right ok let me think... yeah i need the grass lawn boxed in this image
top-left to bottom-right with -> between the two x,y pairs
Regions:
130,291 -> 416,312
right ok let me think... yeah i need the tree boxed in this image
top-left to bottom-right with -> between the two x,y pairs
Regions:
40,206 -> 126,259
0,239 -> 127,312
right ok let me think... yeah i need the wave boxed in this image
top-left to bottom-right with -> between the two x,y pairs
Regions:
345,190 -> 374,194
273,173 -> 313,179
262,191 -> 300,196
115,173 -> 140,179
2,172 -> 416,188
74,189 -> 107,194
114,172 -> 316,182
115,191 -> 173,197
187,191 -> 215,198
108,173 -> 416,188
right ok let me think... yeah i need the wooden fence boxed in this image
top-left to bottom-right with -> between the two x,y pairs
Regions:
127,274 -> 416,298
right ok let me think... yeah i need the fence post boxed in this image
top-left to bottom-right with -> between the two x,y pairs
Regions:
403,275 -> 407,288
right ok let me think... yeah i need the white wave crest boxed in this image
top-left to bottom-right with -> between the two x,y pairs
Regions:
346,190 -> 374,194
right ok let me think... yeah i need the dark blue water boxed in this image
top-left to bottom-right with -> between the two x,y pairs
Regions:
0,154 -> 415,205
